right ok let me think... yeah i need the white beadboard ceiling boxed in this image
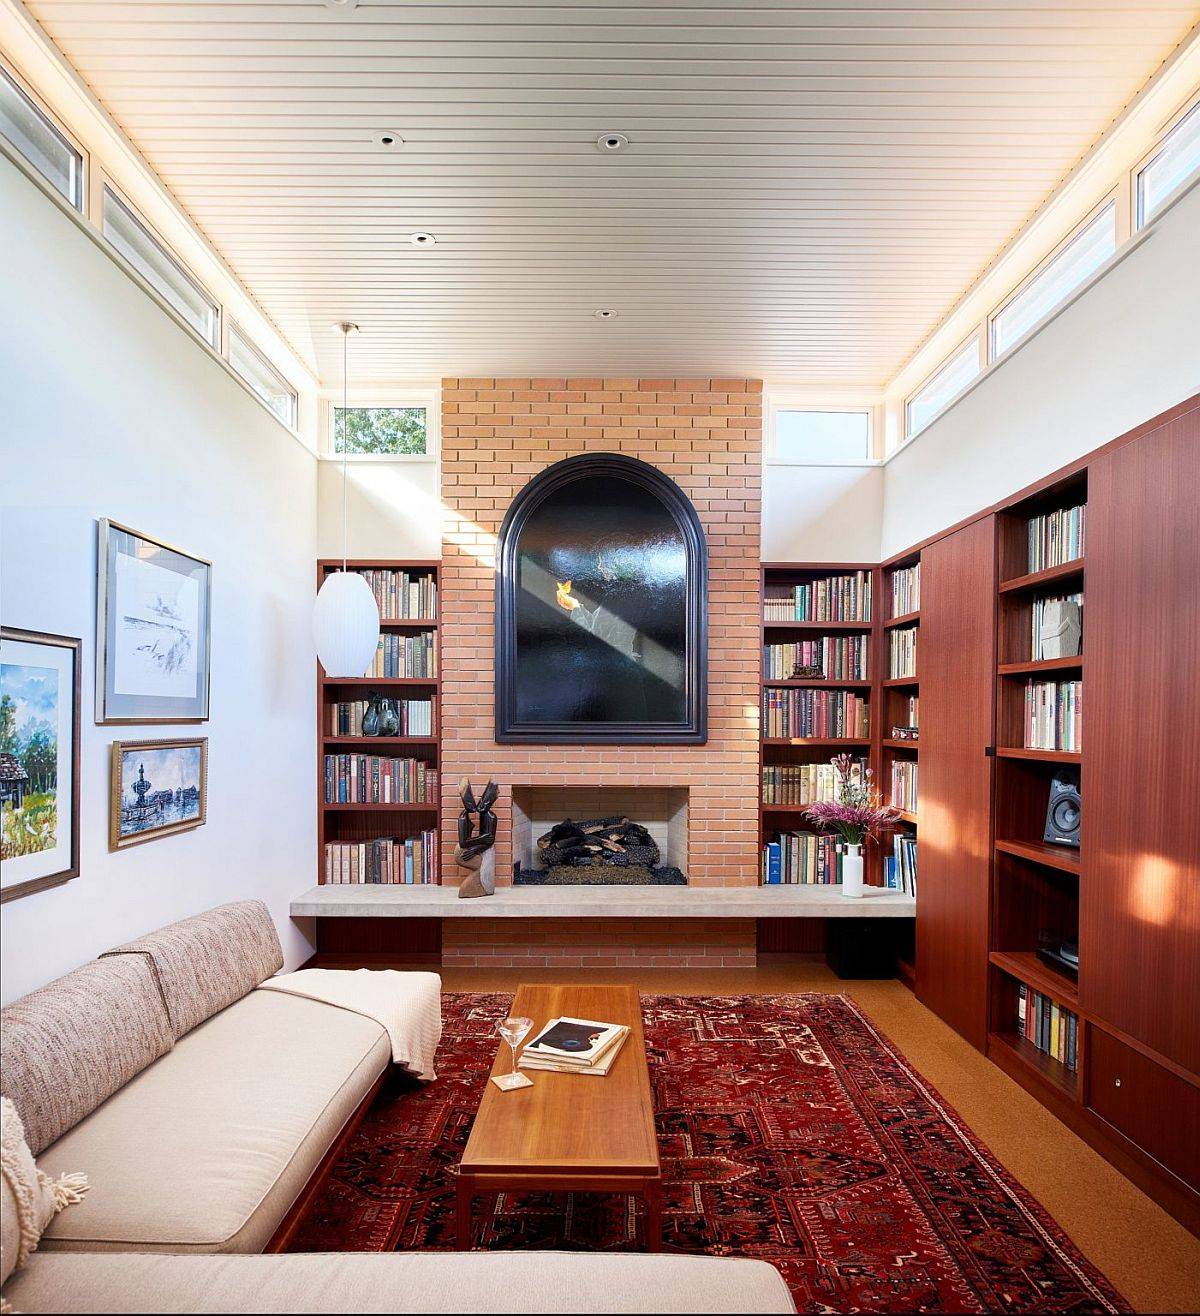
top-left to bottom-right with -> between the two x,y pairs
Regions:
22,0 -> 1200,385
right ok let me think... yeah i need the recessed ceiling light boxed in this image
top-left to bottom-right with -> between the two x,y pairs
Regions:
410,231 -> 436,247
372,130 -> 403,150
593,308 -> 618,320
596,132 -> 630,153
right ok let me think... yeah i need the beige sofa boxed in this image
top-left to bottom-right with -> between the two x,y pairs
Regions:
0,901 -> 794,1313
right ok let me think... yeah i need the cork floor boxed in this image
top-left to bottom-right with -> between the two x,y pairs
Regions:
436,956 -> 1200,1314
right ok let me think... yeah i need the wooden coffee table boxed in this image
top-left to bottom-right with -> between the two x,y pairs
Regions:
456,983 -> 662,1251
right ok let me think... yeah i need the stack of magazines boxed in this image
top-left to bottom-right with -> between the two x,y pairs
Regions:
518,1016 -> 629,1077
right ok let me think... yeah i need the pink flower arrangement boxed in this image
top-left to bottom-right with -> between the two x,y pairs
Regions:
804,754 -> 900,848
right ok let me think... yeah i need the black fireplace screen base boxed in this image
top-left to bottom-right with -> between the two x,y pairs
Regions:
513,864 -> 687,887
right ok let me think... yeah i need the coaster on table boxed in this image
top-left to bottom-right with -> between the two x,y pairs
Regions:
491,1071 -> 534,1091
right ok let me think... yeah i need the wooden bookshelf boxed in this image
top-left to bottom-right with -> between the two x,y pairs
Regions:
879,551 -> 920,937
759,563 -> 880,892
317,559 -> 441,888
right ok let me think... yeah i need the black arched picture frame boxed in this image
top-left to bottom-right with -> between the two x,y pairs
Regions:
495,453 -> 707,744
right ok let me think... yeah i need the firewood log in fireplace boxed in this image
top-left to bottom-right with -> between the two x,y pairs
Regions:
535,815 -> 661,869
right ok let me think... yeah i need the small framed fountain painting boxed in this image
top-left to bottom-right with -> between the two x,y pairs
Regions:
110,737 -> 207,850
96,519 -> 212,724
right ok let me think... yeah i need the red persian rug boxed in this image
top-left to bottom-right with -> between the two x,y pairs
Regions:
288,993 -> 1129,1313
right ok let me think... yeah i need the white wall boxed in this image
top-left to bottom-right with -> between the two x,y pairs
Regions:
762,464 -> 883,561
881,182 -> 1200,557
316,459 -> 440,560
0,165 -> 318,1002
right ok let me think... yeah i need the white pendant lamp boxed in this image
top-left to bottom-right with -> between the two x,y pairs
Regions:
312,321 -> 380,677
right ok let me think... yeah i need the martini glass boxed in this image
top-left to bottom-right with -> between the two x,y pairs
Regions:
493,1015 -> 535,1090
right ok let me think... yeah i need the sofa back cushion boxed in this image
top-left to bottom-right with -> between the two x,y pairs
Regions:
0,957 -> 174,1155
101,900 -> 284,1040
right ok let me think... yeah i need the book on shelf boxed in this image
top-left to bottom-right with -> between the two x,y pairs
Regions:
1027,504 -> 1086,573
894,695 -> 919,736
889,760 -> 918,814
890,562 -> 920,615
328,699 -> 434,737
1032,593 -> 1083,662
368,631 -> 437,679
882,833 -> 917,896
763,635 -> 869,681
888,626 -> 918,680
1016,984 -> 1078,1072
323,755 -> 438,805
762,832 -> 847,886
762,688 -> 869,739
323,830 -> 438,885
348,567 -> 438,620
1022,679 -> 1083,752
762,757 -> 867,806
763,570 -> 871,623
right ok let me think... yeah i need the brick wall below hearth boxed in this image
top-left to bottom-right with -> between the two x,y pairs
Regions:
441,918 -> 757,969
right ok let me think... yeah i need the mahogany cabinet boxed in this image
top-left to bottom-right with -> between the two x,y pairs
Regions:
1080,407 -> 1200,1077
916,516 -> 996,1051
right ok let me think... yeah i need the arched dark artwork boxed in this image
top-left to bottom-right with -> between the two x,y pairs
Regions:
495,453 -> 707,744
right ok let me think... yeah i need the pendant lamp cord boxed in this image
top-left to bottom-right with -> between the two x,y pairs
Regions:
341,323 -> 349,572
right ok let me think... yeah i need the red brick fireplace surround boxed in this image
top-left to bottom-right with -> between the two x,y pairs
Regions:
439,377 -> 763,968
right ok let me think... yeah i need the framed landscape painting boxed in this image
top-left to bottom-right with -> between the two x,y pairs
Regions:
110,737 -> 207,850
96,519 -> 212,723
0,628 -> 81,903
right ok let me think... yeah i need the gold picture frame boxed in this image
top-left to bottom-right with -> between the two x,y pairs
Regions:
109,737 -> 208,850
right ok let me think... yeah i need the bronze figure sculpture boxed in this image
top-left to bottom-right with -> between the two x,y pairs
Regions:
455,777 -> 498,899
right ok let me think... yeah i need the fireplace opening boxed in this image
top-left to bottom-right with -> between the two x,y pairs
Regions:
511,787 -> 688,886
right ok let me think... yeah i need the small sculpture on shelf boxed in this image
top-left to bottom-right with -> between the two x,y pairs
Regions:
378,698 -> 400,736
456,778 -> 498,899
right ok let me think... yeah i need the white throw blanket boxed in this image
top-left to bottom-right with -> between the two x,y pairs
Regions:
257,969 -> 442,1081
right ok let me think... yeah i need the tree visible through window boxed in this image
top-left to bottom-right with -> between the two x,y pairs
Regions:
334,406 -> 428,455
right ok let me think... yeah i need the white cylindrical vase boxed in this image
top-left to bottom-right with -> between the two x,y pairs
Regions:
841,843 -> 865,898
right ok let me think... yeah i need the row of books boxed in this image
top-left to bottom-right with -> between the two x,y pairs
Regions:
896,694 -> 919,733
367,632 -> 437,679
1032,592 -> 1083,662
1023,679 -> 1083,752
762,757 -> 867,806
1027,503 -> 1086,573
762,832 -> 847,885
763,571 -> 872,622
1017,984 -> 1079,1072
882,833 -> 917,896
762,688 -> 869,740
763,635 -> 869,681
322,832 -> 438,885
518,1017 -> 629,1077
323,755 -> 438,805
351,568 -> 438,620
890,760 -> 918,814
890,562 -> 920,615
888,626 -> 918,680
327,699 -> 435,737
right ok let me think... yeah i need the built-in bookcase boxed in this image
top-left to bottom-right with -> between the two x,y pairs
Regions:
759,563 -> 879,888
316,559 -> 441,888
989,474 -> 1086,1098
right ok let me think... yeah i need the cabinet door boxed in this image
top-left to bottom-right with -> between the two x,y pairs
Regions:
1080,402 -> 1200,1075
917,516 -> 996,1050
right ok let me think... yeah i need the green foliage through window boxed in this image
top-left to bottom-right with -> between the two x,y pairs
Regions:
334,406 -> 428,455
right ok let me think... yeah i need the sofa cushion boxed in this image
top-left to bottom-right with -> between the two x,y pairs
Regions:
0,956 -> 174,1156
2,1250 -> 797,1313
101,900 -> 284,1040
37,990 -> 390,1254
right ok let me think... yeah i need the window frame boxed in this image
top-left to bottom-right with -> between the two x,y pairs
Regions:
987,194 -> 1119,364
765,399 -> 880,466
227,321 -> 299,431
1134,94 -> 1200,231
321,392 -> 440,462
0,54 -> 88,214
100,176 -> 222,351
904,333 -> 984,442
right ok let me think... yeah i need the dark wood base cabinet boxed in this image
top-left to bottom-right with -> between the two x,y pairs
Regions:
905,395 -> 1200,1235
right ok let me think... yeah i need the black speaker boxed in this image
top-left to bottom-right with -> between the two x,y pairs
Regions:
1044,770 -> 1081,848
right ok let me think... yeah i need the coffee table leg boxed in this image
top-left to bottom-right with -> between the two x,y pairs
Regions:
456,1180 -> 473,1251
644,1179 -> 663,1252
